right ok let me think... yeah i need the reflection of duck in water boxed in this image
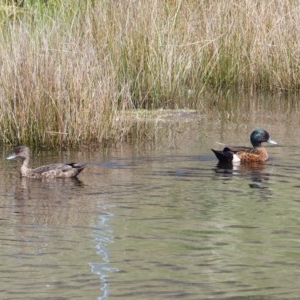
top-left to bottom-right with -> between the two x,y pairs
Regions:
211,128 -> 277,163
214,160 -> 268,181
214,160 -> 272,194
7,146 -> 86,179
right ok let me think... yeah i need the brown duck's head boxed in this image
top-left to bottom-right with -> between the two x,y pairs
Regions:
7,146 -> 30,161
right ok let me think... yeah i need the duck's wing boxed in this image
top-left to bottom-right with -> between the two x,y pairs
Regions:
57,163 -> 87,171
32,163 -> 63,173
223,146 -> 253,153
33,163 -> 87,174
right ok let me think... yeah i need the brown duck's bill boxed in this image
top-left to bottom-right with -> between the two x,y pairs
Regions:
7,154 -> 17,160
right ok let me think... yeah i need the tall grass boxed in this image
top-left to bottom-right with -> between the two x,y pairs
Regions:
0,0 -> 299,147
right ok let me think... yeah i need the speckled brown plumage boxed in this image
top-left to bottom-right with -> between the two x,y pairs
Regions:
236,147 -> 269,162
7,146 -> 86,179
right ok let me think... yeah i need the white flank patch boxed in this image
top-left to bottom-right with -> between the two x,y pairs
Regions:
232,154 -> 241,163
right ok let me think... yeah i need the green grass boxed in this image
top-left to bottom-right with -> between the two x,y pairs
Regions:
0,0 -> 299,148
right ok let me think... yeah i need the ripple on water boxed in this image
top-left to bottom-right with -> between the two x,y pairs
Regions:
1,120 -> 300,299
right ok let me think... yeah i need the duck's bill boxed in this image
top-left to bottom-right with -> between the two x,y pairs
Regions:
6,154 -> 16,160
267,138 -> 277,145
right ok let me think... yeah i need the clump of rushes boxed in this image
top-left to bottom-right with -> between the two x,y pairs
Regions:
0,0 -> 299,148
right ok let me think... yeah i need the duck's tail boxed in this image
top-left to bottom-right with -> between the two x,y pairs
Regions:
69,163 -> 87,177
211,149 -> 234,162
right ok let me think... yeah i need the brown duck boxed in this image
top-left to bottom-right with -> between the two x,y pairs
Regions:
211,128 -> 277,163
7,146 -> 86,179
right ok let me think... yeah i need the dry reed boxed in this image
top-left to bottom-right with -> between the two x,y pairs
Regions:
0,0 -> 299,148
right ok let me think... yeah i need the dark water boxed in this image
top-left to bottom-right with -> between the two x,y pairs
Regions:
2,97 -> 300,299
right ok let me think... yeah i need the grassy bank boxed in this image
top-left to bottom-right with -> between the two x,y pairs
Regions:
0,0 -> 299,148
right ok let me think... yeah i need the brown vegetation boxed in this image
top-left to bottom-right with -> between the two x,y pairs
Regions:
0,1 -> 299,147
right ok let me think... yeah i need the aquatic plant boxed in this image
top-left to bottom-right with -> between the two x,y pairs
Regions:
0,0 -> 299,148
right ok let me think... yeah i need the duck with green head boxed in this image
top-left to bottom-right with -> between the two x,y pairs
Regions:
211,128 -> 277,163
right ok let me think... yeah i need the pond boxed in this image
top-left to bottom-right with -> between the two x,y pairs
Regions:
1,94 -> 300,299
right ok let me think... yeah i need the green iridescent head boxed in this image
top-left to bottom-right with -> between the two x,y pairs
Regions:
250,128 -> 277,147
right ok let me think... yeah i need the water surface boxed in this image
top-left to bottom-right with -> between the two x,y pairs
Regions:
1,95 -> 300,299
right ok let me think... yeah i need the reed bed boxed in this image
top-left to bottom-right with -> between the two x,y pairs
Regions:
0,0 -> 299,148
